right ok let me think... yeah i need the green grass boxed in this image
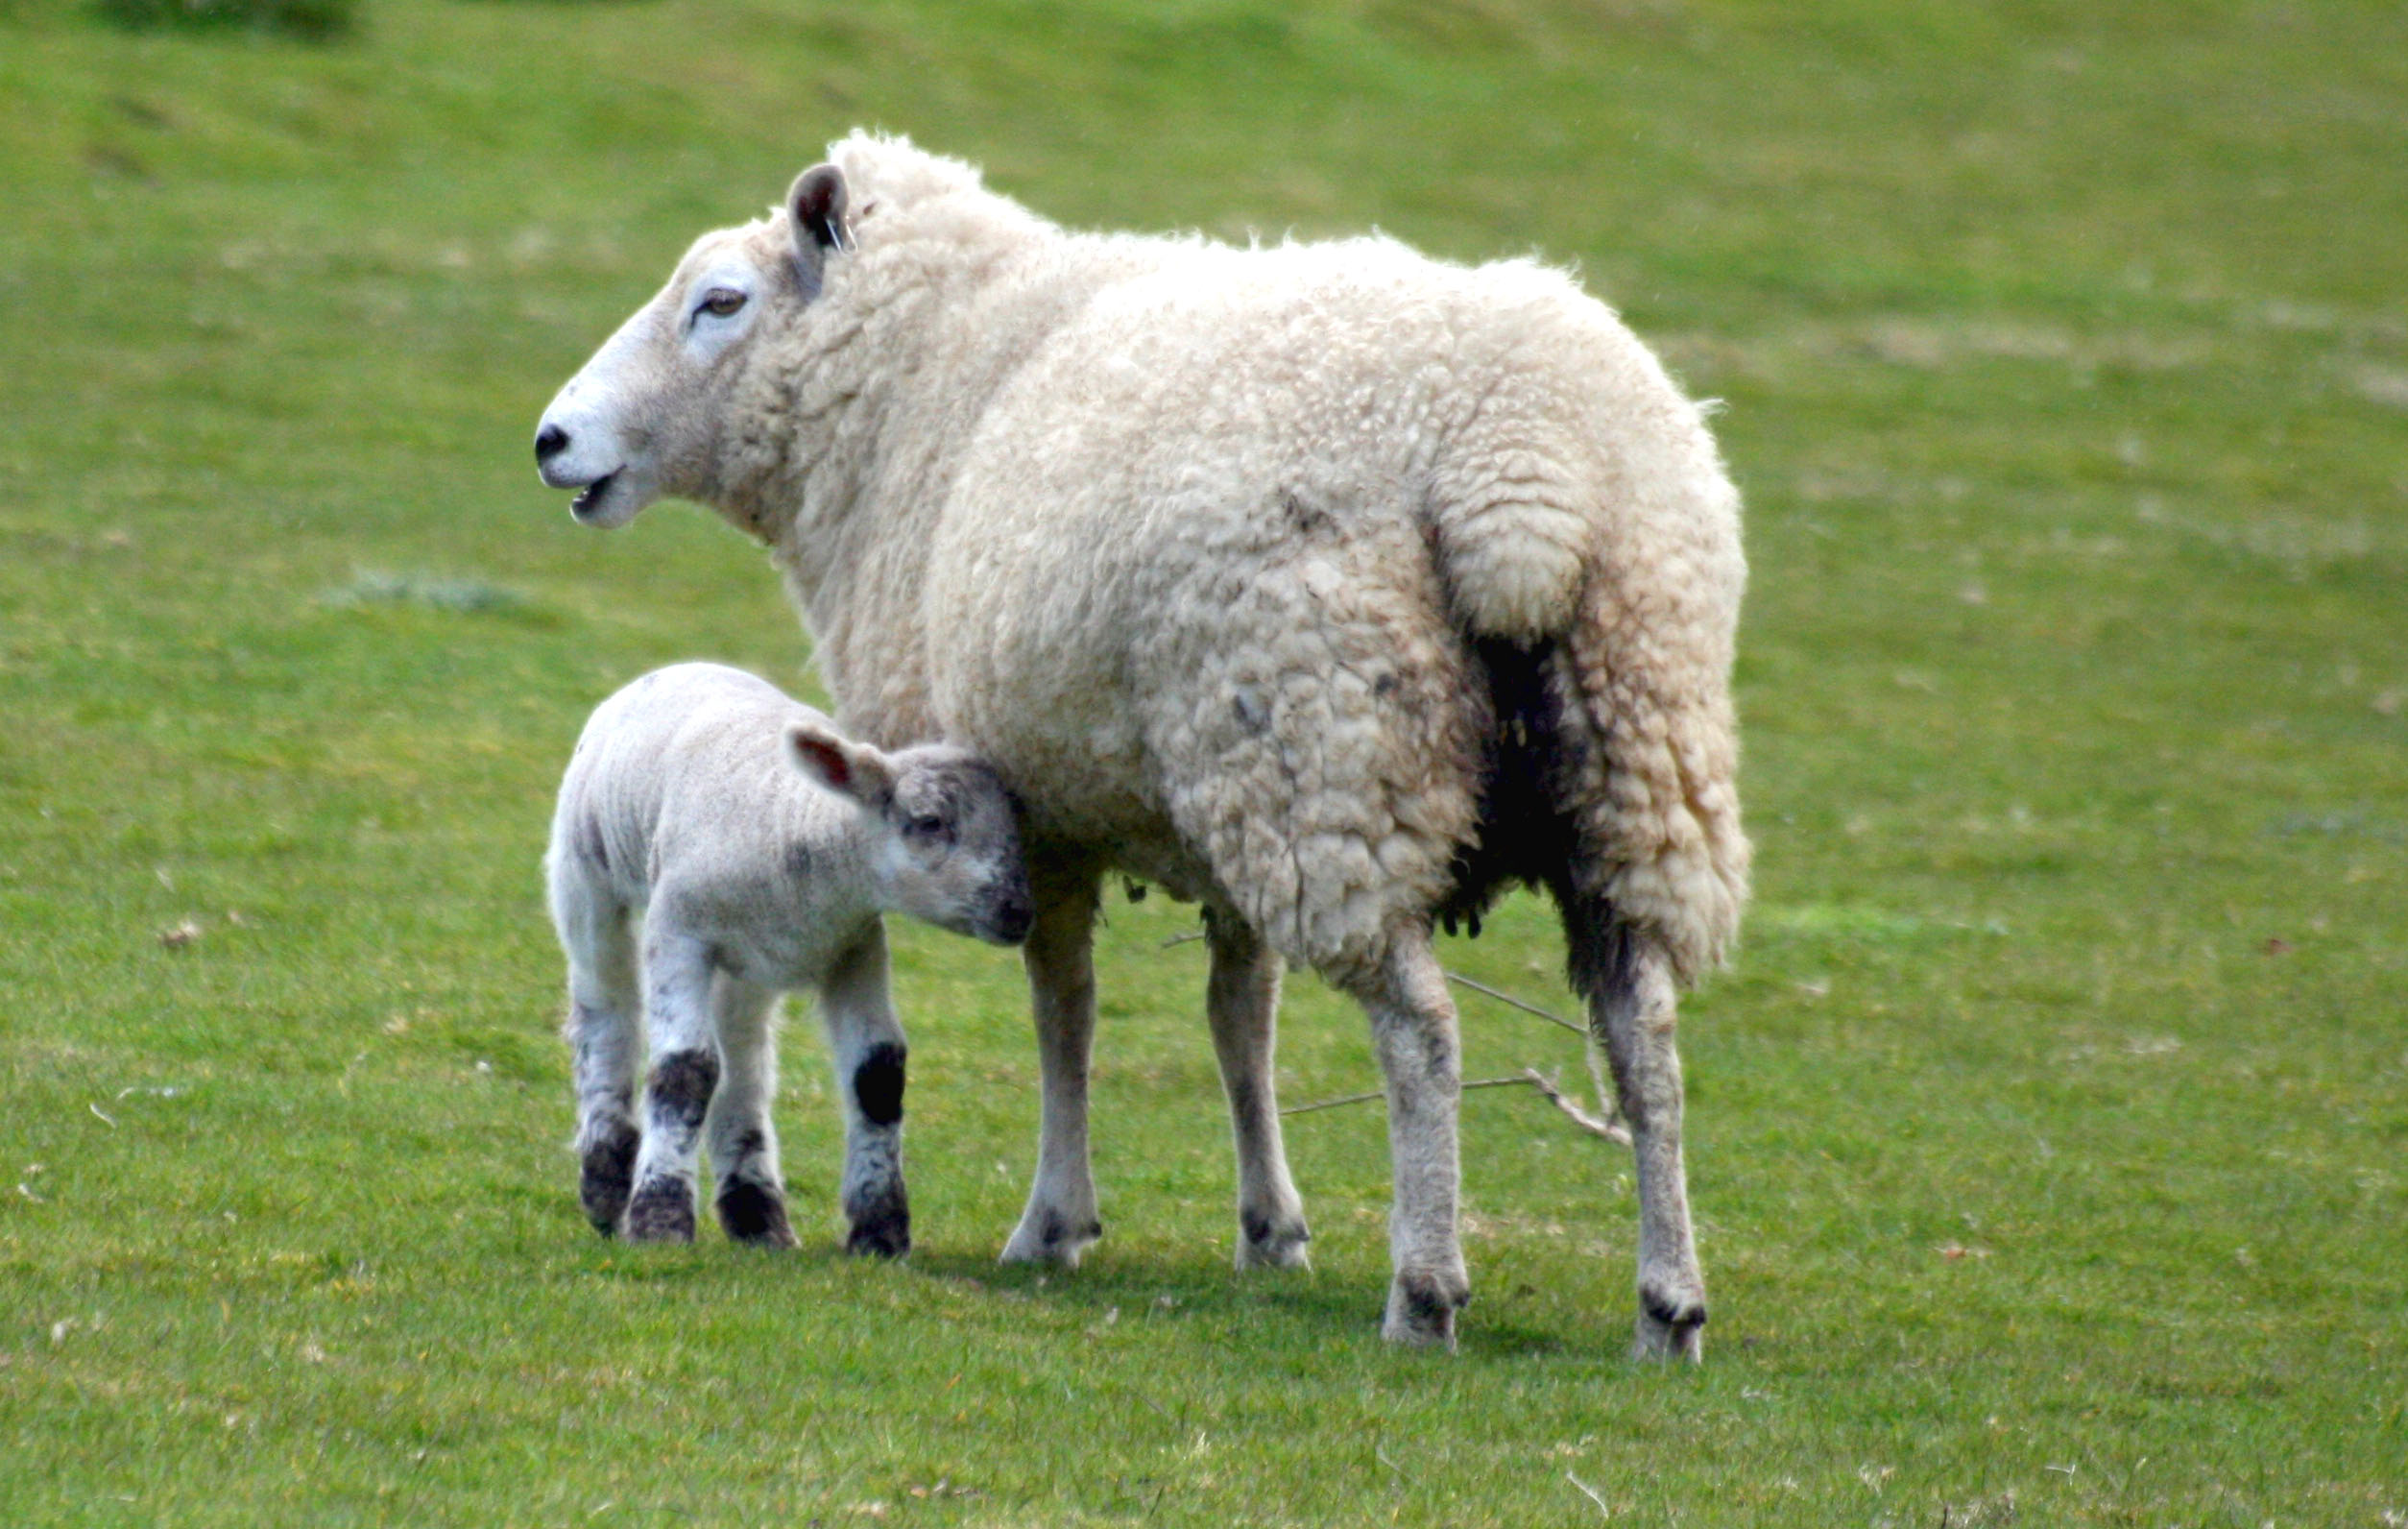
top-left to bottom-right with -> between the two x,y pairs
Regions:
3,0 -> 2404,1522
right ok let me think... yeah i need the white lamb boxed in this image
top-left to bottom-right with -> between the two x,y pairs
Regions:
546,661 -> 1032,1254
534,134 -> 1750,1355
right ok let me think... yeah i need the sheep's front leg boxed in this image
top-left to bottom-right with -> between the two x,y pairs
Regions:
819,924 -> 911,1257
705,975 -> 798,1249
624,933 -> 720,1244
1203,908 -> 1311,1270
1581,923 -> 1707,1362
1345,932 -> 1469,1348
1000,862 -> 1103,1267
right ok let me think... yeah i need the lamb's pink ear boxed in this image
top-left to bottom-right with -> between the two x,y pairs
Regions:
786,720 -> 893,805
788,162 -> 853,290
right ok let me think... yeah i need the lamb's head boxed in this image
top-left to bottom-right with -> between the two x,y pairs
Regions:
534,164 -> 855,528
785,721 -> 1035,948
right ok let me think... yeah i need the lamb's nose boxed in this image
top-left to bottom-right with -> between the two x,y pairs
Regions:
535,424 -> 569,463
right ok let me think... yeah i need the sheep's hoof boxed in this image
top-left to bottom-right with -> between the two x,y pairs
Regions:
622,1177 -> 697,1244
716,1180 -> 799,1250
1381,1267 -> 1469,1349
1235,1209 -> 1312,1272
579,1122 -> 640,1237
1632,1283 -> 1706,1363
999,1206 -> 1101,1268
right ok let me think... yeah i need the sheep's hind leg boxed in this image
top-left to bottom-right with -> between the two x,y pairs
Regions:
624,933 -> 720,1244
1204,907 -> 1311,1271
558,891 -> 642,1238
1565,901 -> 1706,1362
1342,932 -> 1469,1348
820,925 -> 910,1257
999,860 -> 1103,1268
705,974 -> 797,1250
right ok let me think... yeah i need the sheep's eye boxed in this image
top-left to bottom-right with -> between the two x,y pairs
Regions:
698,287 -> 747,319
905,813 -> 949,841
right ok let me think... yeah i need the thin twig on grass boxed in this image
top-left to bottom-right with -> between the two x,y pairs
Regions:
1443,970 -> 1586,1035
1520,1067 -> 1631,1145
1567,1471 -> 1612,1517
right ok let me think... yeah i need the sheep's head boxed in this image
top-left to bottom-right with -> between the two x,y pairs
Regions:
534,164 -> 853,528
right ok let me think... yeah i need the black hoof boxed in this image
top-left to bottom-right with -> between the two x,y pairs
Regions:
844,1180 -> 912,1258
716,1179 -> 799,1249
623,1177 -> 696,1244
579,1121 -> 639,1236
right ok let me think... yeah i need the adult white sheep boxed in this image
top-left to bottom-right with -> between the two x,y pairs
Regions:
548,662 -> 1032,1254
535,133 -> 1750,1356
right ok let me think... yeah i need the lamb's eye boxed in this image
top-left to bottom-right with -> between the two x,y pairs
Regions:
698,287 -> 747,319
906,813 -> 949,841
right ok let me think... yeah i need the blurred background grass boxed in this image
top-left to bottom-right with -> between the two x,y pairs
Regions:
1,1 -> 2403,1524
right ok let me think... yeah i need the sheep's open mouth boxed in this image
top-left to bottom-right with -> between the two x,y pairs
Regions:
570,472 -> 619,520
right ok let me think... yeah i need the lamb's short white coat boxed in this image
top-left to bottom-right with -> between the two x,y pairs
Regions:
538,134 -> 1750,1354
545,661 -> 1030,1255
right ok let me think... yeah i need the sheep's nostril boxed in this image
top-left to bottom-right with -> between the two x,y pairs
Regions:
535,424 -> 569,462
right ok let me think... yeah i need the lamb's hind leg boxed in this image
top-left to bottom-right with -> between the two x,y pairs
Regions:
557,887 -> 642,1237
1563,897 -> 1706,1362
705,975 -> 797,1249
1000,857 -> 1103,1267
624,932 -> 720,1244
1203,907 -> 1311,1270
820,924 -> 910,1257
1340,930 -> 1469,1348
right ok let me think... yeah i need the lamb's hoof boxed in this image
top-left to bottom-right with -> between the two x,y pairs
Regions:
716,1181 -> 799,1250
1235,1209 -> 1312,1272
579,1122 -> 640,1237
999,1206 -> 1101,1269
843,1180 -> 911,1258
1633,1284 -> 1706,1363
1382,1267 -> 1469,1349
846,1213 -> 912,1259
622,1177 -> 697,1244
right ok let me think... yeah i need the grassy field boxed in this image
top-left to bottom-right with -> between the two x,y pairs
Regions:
3,0 -> 2404,1523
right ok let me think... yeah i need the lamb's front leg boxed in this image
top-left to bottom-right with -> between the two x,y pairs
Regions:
705,974 -> 798,1249
1000,861 -> 1102,1267
1203,908 -> 1311,1270
624,933 -> 720,1244
819,924 -> 911,1257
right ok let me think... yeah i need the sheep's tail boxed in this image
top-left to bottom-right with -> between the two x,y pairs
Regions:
1428,429 -> 1750,989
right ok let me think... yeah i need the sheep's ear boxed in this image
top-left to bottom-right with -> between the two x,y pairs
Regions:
787,163 -> 853,296
786,719 -> 893,806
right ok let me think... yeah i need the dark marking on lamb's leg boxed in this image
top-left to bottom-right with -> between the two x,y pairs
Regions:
623,1048 -> 717,1244
579,1116 -> 639,1236
853,1041 -> 906,1127
837,1040 -> 911,1255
